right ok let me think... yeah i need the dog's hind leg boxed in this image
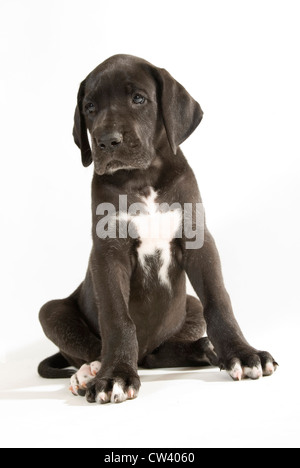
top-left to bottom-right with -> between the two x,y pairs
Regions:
140,295 -> 219,369
38,286 -> 101,378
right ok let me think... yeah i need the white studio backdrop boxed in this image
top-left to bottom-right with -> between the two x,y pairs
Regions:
0,0 -> 300,448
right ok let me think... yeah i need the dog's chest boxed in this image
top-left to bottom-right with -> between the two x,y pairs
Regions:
131,188 -> 181,289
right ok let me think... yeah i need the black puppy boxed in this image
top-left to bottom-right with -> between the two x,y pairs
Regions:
38,55 -> 277,404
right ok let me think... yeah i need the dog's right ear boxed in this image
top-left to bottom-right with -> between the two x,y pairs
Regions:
73,80 -> 93,167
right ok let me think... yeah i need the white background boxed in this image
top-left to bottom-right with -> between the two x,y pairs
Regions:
0,0 -> 300,448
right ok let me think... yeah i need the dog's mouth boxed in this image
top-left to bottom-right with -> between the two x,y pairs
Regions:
93,151 -> 153,176
105,160 -> 135,174
91,131 -> 154,175
94,158 -> 135,176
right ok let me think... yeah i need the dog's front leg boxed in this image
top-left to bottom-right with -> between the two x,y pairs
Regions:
86,247 -> 140,404
184,229 -> 278,380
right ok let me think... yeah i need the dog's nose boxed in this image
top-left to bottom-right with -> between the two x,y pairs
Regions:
97,132 -> 123,151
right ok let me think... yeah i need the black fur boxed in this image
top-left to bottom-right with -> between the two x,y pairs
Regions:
38,55 -> 276,402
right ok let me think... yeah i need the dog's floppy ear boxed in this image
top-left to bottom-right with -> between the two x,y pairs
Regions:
73,80 -> 93,167
157,68 -> 203,155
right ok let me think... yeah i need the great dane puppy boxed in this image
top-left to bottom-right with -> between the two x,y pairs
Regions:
38,54 -> 277,404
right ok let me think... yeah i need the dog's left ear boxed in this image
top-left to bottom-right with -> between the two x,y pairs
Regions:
73,80 -> 93,167
157,68 -> 203,155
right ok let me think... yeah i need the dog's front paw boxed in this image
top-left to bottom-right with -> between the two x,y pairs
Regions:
85,365 -> 141,405
221,349 -> 278,381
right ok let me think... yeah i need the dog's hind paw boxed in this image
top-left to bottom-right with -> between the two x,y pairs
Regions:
69,361 -> 101,396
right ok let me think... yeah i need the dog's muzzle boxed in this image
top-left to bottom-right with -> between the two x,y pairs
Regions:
96,132 -> 123,152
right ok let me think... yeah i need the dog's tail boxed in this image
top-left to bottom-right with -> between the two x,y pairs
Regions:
38,353 -> 75,379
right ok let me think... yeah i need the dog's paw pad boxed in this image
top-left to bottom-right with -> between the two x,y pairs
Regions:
225,351 -> 277,381
90,361 -> 101,376
228,359 -> 263,381
69,361 -> 101,396
94,382 -> 127,405
111,382 -> 128,403
127,386 -> 139,400
96,391 -> 112,404
263,360 -> 278,376
228,360 -> 243,381
243,364 -> 263,380
94,379 -> 139,405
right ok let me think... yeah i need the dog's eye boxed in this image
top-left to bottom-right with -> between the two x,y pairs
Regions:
85,103 -> 96,114
132,94 -> 145,105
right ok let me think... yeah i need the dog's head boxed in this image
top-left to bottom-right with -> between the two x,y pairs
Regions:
73,54 -> 203,175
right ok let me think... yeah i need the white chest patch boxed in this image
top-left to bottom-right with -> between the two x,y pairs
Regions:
130,188 -> 182,289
